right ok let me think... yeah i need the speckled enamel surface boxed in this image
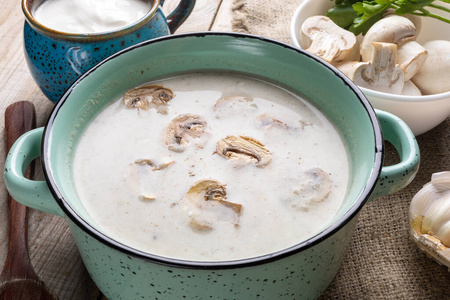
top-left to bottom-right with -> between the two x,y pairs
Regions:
369,110 -> 421,200
23,9 -> 170,103
22,0 -> 196,103
70,216 -> 357,300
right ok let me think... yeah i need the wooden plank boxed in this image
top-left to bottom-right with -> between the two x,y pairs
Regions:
0,0 -> 231,299
162,0 -> 222,33
211,0 -> 234,31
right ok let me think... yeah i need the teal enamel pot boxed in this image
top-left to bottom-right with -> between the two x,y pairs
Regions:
22,0 -> 195,103
4,33 -> 420,300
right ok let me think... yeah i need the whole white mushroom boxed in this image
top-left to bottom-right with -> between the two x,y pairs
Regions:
336,42 -> 404,94
360,15 -> 428,81
411,40 -> 450,95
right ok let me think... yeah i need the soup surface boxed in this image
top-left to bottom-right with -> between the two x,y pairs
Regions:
34,0 -> 151,34
73,73 -> 349,261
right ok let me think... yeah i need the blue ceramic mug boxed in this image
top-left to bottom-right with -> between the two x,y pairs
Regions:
22,0 -> 195,103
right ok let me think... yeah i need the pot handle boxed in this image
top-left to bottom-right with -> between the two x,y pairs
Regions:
369,109 -> 420,201
161,0 -> 196,33
4,127 -> 65,217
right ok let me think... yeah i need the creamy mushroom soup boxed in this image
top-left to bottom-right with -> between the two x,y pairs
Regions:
72,73 -> 349,261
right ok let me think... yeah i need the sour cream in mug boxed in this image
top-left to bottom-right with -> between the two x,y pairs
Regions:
33,0 -> 151,34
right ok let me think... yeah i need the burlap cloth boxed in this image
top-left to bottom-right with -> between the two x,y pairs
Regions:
232,1 -> 450,299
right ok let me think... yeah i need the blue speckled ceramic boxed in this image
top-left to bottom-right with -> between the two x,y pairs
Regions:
22,0 -> 195,103
4,33 -> 420,299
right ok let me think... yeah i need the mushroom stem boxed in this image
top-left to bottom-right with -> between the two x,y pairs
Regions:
301,15 -> 359,64
397,41 -> 428,81
360,15 -> 416,62
216,135 -> 272,168
336,42 -> 404,94
165,114 -> 209,152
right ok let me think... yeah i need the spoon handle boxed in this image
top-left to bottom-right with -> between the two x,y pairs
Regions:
2,101 -> 37,280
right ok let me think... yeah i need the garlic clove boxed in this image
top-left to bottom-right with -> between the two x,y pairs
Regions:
424,195 -> 450,245
409,171 -> 450,270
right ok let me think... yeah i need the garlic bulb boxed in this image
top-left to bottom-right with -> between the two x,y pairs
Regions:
409,172 -> 450,270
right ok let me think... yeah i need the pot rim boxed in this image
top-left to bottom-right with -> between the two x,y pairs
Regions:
42,32 -> 383,269
22,0 -> 160,41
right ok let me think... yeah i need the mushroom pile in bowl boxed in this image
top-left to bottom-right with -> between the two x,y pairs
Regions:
290,0 -> 450,135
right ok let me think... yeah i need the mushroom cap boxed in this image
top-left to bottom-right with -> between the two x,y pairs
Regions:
213,95 -> 257,118
255,113 -> 289,130
404,14 -> 422,36
122,84 -> 174,113
164,114 -> 209,152
300,15 -> 359,63
283,168 -> 332,211
382,10 -> 422,36
124,157 -> 175,201
213,95 -> 253,109
411,40 -> 450,95
360,15 -> 416,62
334,60 -> 361,78
134,159 -> 175,171
216,135 -> 272,168
184,179 -> 242,231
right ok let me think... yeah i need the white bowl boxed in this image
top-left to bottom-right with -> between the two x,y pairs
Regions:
290,0 -> 450,136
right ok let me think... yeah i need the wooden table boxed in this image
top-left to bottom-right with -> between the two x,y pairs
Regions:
0,0 -> 233,298
2,1 -> 450,299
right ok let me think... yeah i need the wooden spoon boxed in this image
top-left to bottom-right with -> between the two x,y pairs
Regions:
0,101 -> 58,299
